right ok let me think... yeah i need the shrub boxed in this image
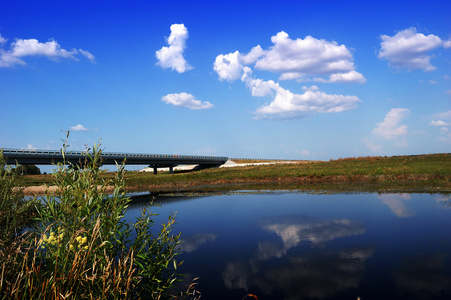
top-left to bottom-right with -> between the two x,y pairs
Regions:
0,150 -> 39,246
12,164 -> 42,175
0,140 -> 183,299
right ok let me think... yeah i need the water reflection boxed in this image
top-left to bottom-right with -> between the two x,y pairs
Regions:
125,192 -> 451,299
393,253 -> 451,298
377,193 -> 415,217
223,247 -> 374,299
222,214 -> 370,298
261,216 -> 366,249
435,194 -> 451,208
179,233 -> 218,253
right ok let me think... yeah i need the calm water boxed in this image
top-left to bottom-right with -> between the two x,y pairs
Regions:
126,192 -> 451,300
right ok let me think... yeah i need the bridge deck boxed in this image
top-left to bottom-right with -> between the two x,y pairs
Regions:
2,149 -> 228,173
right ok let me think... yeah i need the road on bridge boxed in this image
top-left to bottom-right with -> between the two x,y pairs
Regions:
2,148 -> 228,174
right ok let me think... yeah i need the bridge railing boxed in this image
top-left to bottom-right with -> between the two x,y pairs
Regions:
1,148 -> 228,166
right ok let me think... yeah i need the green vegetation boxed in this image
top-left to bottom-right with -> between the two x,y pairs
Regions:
11,153 -> 451,194
0,142 -> 189,299
0,150 -> 39,246
124,153 -> 451,194
11,164 -> 42,175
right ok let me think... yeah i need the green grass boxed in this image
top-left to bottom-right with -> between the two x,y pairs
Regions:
15,153 -> 451,194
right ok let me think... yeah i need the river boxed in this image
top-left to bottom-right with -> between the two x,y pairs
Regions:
126,192 -> 451,300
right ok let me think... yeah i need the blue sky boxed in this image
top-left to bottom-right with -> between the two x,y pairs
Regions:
1,0 -> 450,161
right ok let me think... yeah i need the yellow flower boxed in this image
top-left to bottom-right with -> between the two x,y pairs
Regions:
69,244 -> 74,251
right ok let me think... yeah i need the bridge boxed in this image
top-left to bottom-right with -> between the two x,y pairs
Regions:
2,148 -> 228,174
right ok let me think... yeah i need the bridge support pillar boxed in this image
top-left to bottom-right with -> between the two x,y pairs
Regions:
169,166 -> 173,174
153,168 -> 158,175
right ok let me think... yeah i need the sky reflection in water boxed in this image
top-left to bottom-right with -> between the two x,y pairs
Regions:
126,193 -> 451,300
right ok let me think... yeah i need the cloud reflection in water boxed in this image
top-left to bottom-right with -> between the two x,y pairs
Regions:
377,193 -> 415,218
178,233 -> 218,253
258,216 -> 366,260
222,215 -> 372,299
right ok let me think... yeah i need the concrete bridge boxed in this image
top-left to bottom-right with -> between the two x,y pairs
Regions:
2,148 -> 228,174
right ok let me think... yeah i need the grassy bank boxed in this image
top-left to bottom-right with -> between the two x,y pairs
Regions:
16,153 -> 451,194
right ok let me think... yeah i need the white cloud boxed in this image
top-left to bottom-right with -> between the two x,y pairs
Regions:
241,68 -> 360,119
161,92 -> 213,110
214,31 -> 365,84
328,70 -> 366,83
156,23 -> 192,73
0,34 -> 7,45
279,72 -> 304,81
239,45 -> 265,65
430,120 -> 451,127
213,51 -> 243,81
213,31 -> 364,120
78,48 -> 96,63
11,38 -> 77,58
372,108 -> 410,139
255,32 -> 365,83
378,27 -> 449,72
69,124 -> 90,132
0,35 -> 95,67
429,110 -> 451,143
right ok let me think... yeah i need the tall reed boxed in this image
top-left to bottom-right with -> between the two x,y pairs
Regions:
1,137 -> 183,299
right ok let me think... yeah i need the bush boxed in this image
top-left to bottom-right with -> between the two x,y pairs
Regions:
0,150 -> 39,246
12,164 -> 42,175
0,141 -> 184,299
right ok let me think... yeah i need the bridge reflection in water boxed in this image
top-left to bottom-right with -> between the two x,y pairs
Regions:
2,148 -> 228,174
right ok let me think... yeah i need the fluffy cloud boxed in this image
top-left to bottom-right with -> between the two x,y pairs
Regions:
161,92 -> 213,110
214,31 -> 365,83
372,108 -> 410,139
0,35 -> 95,67
213,51 -> 242,81
156,24 -> 193,73
214,31 -> 364,119
327,70 -> 366,83
241,68 -> 360,119
255,32 -> 364,82
69,124 -> 90,132
378,27 -> 450,72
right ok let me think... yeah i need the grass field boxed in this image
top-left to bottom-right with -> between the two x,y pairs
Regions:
15,153 -> 451,194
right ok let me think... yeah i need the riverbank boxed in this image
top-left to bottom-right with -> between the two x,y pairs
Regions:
16,153 -> 451,195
